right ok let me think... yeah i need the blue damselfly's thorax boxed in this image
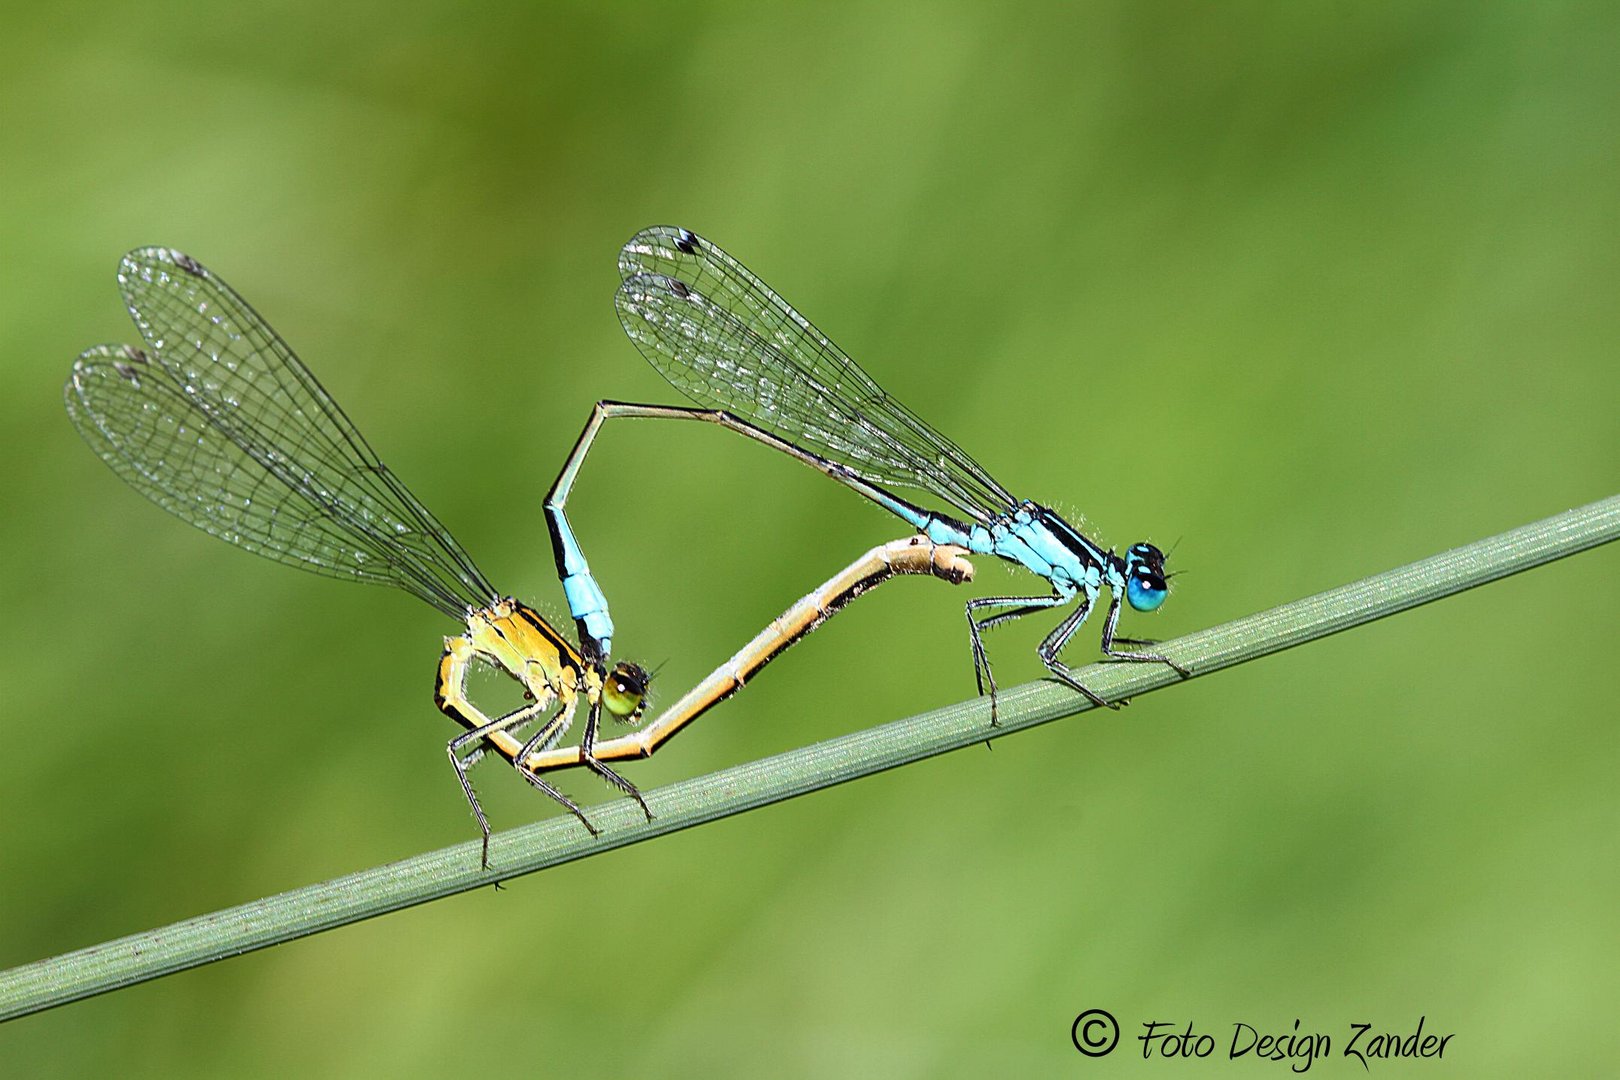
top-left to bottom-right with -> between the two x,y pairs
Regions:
964,503 -> 1170,611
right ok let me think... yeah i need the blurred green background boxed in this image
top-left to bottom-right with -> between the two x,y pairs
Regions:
2,2 -> 1616,1075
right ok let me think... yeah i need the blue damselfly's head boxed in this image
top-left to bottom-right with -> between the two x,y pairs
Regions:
1123,542 -> 1169,612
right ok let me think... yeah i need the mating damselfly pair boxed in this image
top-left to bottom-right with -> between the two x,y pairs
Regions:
64,230 -> 1183,865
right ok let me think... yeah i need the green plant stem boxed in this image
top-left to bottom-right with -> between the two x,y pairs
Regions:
3,493 -> 1616,1022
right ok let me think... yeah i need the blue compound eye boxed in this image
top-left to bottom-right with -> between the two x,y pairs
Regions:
1127,567 -> 1167,612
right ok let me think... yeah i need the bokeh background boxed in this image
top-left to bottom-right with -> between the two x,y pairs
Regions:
2,3 -> 1616,1075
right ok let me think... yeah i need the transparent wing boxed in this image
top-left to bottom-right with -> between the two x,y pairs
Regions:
616,226 -> 1018,524
64,249 -> 498,618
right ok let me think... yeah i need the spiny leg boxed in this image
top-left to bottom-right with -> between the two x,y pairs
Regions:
496,708 -> 603,839
576,697 -> 654,821
439,636 -> 595,867
446,705 -> 594,869
964,591 -> 1071,723
1035,592 -> 1120,710
1098,593 -> 1191,677
511,701 -> 573,761
512,767 -> 597,839
512,690 -> 653,821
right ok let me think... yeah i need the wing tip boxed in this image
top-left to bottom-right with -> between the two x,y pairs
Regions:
120,246 -> 208,282
620,225 -> 702,277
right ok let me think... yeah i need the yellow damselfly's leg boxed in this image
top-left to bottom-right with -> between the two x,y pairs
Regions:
564,692 -> 656,820
436,631 -> 593,868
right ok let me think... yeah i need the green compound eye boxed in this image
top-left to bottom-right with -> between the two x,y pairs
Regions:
603,662 -> 649,722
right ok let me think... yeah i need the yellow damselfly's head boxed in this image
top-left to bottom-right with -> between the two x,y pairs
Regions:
603,661 -> 650,723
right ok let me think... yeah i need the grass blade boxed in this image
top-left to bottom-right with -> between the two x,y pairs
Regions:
2,493 -> 1615,1022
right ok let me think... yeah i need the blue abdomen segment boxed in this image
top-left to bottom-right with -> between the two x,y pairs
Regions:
922,516 -> 976,549
562,572 -> 614,650
864,484 -> 984,554
551,512 -> 615,652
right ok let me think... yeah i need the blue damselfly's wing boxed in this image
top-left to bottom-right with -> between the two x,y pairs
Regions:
617,226 -> 1018,524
